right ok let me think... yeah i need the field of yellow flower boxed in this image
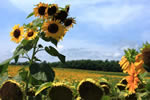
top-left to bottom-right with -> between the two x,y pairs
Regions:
8,65 -> 150,84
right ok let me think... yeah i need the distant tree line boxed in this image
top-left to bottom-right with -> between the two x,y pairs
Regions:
10,59 -> 150,72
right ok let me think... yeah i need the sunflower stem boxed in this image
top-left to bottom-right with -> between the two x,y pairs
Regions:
25,37 -> 39,100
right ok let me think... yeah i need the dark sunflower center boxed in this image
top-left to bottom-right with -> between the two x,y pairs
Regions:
65,19 -> 72,26
38,6 -> 46,15
14,29 -> 20,38
28,32 -> 34,37
55,11 -> 68,21
48,23 -> 58,34
48,6 -> 57,16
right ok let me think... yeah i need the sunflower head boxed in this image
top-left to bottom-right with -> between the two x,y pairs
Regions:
34,2 -> 48,18
42,20 -> 67,41
48,82 -> 73,100
24,29 -> 38,40
64,17 -> 76,29
119,78 -> 128,85
10,24 -> 24,43
101,84 -> 110,95
45,4 -> 58,18
116,83 -> 126,91
77,78 -> 104,100
0,80 -> 23,100
54,10 -> 68,22
99,78 -> 110,88
140,42 -> 150,67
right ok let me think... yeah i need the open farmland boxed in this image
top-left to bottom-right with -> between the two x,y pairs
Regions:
8,65 -> 150,84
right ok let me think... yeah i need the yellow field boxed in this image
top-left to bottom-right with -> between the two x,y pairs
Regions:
8,65 -> 150,84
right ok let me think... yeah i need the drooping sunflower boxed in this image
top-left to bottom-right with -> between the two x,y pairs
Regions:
141,46 -> 150,67
116,83 -> 126,91
101,84 -> 110,95
54,10 -> 68,22
42,20 -> 67,41
126,63 -> 139,94
0,80 -> 23,100
24,29 -> 38,40
99,78 -> 110,88
119,78 -> 128,85
34,2 -> 48,18
64,17 -> 76,29
48,82 -> 73,100
77,78 -> 104,100
45,4 -> 58,18
10,24 -> 24,43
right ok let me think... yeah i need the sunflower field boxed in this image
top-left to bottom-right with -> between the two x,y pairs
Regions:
1,1 -> 150,100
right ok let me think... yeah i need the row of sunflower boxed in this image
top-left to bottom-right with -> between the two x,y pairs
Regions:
10,2 -> 76,43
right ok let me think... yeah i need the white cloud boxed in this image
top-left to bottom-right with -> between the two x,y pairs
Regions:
9,0 -> 145,29
78,4 -> 144,29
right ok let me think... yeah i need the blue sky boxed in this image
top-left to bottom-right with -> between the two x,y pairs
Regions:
0,0 -> 150,62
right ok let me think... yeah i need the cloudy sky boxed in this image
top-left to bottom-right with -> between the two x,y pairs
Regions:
0,0 -> 150,62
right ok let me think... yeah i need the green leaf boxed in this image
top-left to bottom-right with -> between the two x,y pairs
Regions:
45,46 -> 65,63
29,63 -> 55,82
146,80 -> 150,92
35,82 -> 52,96
40,32 -> 58,46
101,96 -> 111,100
0,73 -> 8,84
0,62 -> 9,75
14,55 -> 19,63
0,48 -> 25,75
26,12 -> 34,19
139,72 -> 148,79
32,18 -> 43,27
33,56 -> 41,62
18,68 -> 28,82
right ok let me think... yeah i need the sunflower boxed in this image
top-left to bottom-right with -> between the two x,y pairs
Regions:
99,78 -> 110,88
10,24 -> 24,43
134,53 -> 146,73
101,84 -> 110,95
34,2 -> 48,18
54,10 -> 68,22
45,4 -> 58,18
0,80 -> 23,100
64,17 -> 76,29
119,78 -> 128,85
42,20 -> 67,41
126,63 -> 139,94
119,56 -> 131,73
141,47 -> 150,67
77,78 -> 104,100
24,29 -> 38,40
48,82 -> 73,100
116,83 -> 126,91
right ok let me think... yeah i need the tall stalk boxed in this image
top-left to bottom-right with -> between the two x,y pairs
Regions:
25,37 -> 39,100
